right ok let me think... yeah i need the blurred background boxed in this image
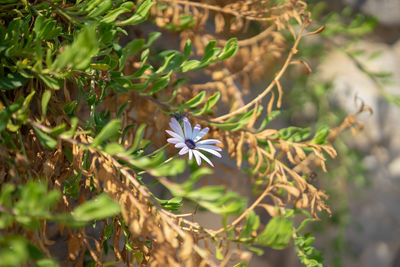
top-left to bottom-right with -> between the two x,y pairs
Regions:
249,0 -> 400,266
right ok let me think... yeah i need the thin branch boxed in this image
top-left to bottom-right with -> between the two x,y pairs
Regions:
157,0 -> 275,22
212,23 -> 306,122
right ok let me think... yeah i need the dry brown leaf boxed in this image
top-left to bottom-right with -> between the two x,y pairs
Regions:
68,234 -> 81,261
215,13 -> 225,33
258,203 -> 278,217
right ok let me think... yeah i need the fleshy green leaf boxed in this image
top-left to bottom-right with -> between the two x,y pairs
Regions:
192,92 -> 220,115
0,73 -> 28,90
116,0 -> 155,26
312,126 -> 331,144
91,119 -> 121,147
72,194 -> 120,222
240,210 -> 260,239
150,72 -> 171,94
33,127 -> 57,149
41,90 -> 51,122
132,123 -> 146,151
255,217 -> 293,249
151,159 -> 185,176
181,91 -> 206,108
217,38 -> 238,60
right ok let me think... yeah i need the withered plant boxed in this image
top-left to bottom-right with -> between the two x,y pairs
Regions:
0,0 -> 370,266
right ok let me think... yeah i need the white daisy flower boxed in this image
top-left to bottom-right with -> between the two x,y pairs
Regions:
166,117 -> 222,167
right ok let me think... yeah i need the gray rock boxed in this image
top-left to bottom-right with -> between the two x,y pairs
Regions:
389,157 -> 400,177
343,0 -> 400,26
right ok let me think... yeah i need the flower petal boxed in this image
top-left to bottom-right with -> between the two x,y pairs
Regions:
196,139 -> 221,145
179,146 -> 189,155
196,144 -> 222,151
197,147 -> 222,158
195,150 -> 214,167
193,127 -> 209,142
188,149 -> 193,161
166,130 -> 184,141
183,117 -> 192,139
175,142 -> 186,148
192,124 -> 201,140
169,118 -> 184,138
192,150 -> 202,165
167,138 -> 182,144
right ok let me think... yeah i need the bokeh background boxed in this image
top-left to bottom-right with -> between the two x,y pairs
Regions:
249,0 -> 400,266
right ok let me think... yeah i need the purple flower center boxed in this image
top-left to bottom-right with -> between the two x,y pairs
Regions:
185,139 -> 196,149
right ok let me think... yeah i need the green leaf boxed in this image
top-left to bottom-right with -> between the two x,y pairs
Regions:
33,127 -> 57,149
117,100 -> 131,117
145,32 -> 161,47
35,259 -> 59,267
181,91 -> 206,108
240,210 -> 260,239
156,196 -> 182,212
116,0 -> 155,26
255,217 -> 293,249
297,218 -> 314,232
38,74 -> 61,90
87,0 -> 113,17
311,126 -> 331,145
210,107 -> 262,131
41,90 -> 51,122
63,100 -> 78,116
278,127 -> 310,142
151,159 -> 185,176
0,236 -> 30,266
26,242 -> 44,260
72,194 -> 120,222
0,73 -> 28,90
217,38 -> 239,61
192,92 -> 220,115
257,110 -> 280,131
182,167 -> 213,191
92,119 -> 121,147
13,90 -> 35,126
216,246 -> 223,260
210,121 -> 242,131
179,60 -> 201,72
150,72 -> 171,94
60,117 -> 78,139
187,186 -> 224,201
104,143 -> 126,155
105,222 -> 114,239
101,2 -> 134,24
132,123 -> 146,151
140,48 -> 150,63
183,39 -> 192,60
14,181 -> 60,229
51,25 -> 99,71
63,172 -> 81,199
119,39 -> 145,70
90,63 -> 110,70
247,246 -> 264,256
155,52 -> 180,74
130,152 -> 165,169
201,40 -> 219,63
